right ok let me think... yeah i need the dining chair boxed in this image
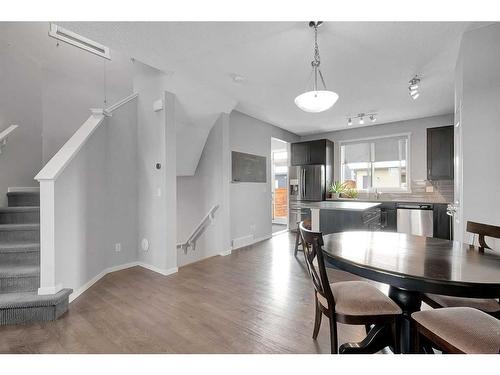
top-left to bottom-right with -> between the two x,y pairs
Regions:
294,218 -> 311,256
299,221 -> 402,354
412,307 -> 500,353
421,221 -> 500,318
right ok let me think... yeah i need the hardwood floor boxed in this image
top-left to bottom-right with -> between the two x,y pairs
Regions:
0,232 -> 388,353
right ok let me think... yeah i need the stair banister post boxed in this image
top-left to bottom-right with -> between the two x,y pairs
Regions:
37,179 -> 62,295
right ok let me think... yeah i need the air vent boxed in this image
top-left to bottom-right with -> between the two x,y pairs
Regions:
48,23 -> 111,60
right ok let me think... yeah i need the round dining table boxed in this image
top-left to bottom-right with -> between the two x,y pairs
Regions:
321,231 -> 500,353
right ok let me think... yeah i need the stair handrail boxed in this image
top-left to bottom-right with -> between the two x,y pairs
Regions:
35,93 -> 138,182
177,204 -> 219,253
0,124 -> 18,154
104,93 -> 139,116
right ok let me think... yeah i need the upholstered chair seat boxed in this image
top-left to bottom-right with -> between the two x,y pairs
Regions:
412,307 -> 500,354
423,293 -> 500,313
317,281 -> 402,317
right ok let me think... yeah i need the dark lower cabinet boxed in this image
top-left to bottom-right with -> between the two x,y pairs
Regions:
433,203 -> 452,240
320,208 -> 381,235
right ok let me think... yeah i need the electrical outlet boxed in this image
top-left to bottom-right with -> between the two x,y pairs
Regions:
115,243 -> 121,252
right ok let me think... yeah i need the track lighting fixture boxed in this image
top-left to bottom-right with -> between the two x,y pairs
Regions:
346,113 -> 377,127
409,76 -> 421,100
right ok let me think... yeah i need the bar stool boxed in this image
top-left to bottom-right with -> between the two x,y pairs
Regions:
294,218 -> 311,256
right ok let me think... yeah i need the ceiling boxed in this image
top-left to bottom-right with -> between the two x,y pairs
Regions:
61,22 -> 484,135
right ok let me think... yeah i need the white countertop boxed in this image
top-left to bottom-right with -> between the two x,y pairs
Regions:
291,201 -> 381,211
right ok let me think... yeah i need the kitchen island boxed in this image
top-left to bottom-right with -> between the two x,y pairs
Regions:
290,201 -> 381,234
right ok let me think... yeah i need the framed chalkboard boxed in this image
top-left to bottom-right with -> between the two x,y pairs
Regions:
231,151 -> 267,183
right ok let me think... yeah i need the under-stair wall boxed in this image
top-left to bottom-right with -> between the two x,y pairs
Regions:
176,113 -> 231,267
36,100 -> 139,300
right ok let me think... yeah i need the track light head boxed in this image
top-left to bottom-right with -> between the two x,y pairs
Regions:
359,117 -> 364,125
370,115 -> 376,122
409,75 -> 421,100
347,118 -> 352,126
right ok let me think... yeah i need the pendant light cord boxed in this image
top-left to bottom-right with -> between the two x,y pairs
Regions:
311,23 -> 327,91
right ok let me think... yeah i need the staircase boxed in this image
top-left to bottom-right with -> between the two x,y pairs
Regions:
0,188 -> 72,325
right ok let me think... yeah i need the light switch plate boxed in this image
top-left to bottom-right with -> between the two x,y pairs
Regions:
115,243 -> 121,252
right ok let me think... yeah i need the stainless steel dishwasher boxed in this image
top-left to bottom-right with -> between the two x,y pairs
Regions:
396,203 -> 434,237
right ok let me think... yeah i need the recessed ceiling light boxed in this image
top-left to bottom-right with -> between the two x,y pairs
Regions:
230,73 -> 245,83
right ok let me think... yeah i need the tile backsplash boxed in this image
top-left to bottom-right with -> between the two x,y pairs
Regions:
355,180 -> 454,203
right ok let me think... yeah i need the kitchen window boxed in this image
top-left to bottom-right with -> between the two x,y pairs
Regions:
340,134 -> 409,192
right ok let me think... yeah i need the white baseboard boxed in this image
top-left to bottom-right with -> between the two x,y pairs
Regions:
231,234 -> 272,251
232,234 -> 254,249
69,261 -> 178,303
219,250 -> 232,256
137,262 -> 178,276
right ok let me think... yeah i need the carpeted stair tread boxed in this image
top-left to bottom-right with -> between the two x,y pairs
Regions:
0,223 -> 40,231
0,242 -> 39,253
0,289 -> 72,309
0,264 -> 39,277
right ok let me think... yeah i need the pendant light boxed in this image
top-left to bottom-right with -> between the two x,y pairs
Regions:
295,21 -> 339,113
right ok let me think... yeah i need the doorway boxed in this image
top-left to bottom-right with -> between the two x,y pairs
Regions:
271,138 -> 289,234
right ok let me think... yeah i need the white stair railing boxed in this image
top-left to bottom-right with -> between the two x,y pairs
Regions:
0,124 -> 18,154
177,205 -> 219,253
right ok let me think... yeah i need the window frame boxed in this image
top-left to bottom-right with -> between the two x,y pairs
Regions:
339,132 -> 412,193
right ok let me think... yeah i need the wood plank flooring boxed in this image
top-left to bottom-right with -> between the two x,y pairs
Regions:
0,232 -> 390,353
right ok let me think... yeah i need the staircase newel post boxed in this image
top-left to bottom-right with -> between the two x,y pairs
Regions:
37,180 -> 62,295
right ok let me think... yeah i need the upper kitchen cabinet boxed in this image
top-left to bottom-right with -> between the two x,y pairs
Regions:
291,139 -> 334,166
427,125 -> 454,180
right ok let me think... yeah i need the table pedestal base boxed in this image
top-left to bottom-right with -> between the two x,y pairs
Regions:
388,286 -> 422,353
339,324 -> 396,354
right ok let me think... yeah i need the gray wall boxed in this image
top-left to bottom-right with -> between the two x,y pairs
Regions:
134,61 -> 177,272
457,23 -> 500,248
0,42 -> 43,205
177,114 -> 230,266
301,114 -> 454,183
229,111 -> 299,244
0,23 -> 134,204
41,44 -> 134,164
54,102 -> 138,293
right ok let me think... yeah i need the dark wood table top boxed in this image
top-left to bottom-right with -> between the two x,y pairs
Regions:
322,231 -> 500,298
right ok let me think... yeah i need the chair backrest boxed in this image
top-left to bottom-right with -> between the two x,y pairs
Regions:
299,221 -> 335,310
467,221 -> 500,250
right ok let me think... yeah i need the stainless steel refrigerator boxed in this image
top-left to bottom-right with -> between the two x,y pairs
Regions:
294,164 -> 325,201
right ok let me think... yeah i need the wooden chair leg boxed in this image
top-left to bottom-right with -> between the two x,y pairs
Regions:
312,298 -> 322,340
329,316 -> 339,354
294,230 -> 300,256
